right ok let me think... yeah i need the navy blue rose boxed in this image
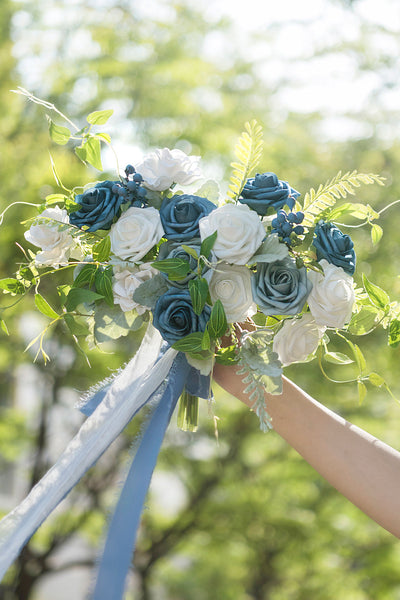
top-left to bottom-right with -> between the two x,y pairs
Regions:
69,181 -> 126,232
158,238 -> 210,288
313,222 -> 356,275
153,288 -> 211,344
252,257 -> 312,316
159,194 -> 216,241
239,172 -> 300,215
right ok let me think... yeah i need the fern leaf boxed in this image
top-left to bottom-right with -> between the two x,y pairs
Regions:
226,120 -> 264,203
301,171 -> 384,228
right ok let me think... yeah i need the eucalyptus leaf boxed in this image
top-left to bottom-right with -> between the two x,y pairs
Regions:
94,305 -> 145,343
132,274 -> 170,310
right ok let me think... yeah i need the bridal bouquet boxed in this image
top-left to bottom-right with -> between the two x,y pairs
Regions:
0,90 -> 398,598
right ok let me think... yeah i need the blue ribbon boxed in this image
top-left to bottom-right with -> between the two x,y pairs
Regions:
92,352 -> 191,600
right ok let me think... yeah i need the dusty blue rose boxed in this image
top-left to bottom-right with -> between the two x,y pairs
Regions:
160,194 -> 216,241
239,172 -> 300,215
252,257 -> 312,316
157,238 -> 210,288
153,288 -> 211,344
313,222 -> 356,275
69,181 -> 125,232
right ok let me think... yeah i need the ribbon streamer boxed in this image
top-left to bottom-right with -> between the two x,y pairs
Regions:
93,353 -> 190,599
0,324 -> 177,579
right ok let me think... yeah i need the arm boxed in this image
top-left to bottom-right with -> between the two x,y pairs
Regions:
213,362 -> 400,538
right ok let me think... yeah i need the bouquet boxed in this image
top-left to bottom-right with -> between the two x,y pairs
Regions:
0,90 -> 398,598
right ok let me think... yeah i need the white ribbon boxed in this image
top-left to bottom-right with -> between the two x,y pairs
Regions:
0,323 -> 177,579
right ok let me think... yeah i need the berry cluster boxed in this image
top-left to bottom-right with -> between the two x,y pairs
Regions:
112,164 -> 147,207
271,209 -> 305,244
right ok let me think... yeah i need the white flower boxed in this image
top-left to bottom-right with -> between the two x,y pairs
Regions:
208,263 -> 256,323
307,259 -> 355,328
136,148 -> 202,192
199,204 -> 265,265
273,313 -> 326,367
185,354 -> 214,376
112,263 -> 157,313
24,206 -> 74,267
110,206 -> 164,262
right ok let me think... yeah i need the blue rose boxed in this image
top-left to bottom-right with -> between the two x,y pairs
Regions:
153,288 -> 211,344
69,181 -> 126,232
252,257 -> 312,316
313,222 -> 356,275
157,238 -> 210,288
159,194 -> 216,241
239,172 -> 300,215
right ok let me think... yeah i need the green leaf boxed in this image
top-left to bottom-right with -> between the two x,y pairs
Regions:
371,223 -> 383,245
351,342 -> 367,375
96,132 -> 112,143
215,345 -> 239,365
208,299 -> 228,339
362,274 -> 390,309
347,305 -> 382,335
95,267 -> 114,307
45,193 -> 68,207
172,332 -> 205,353
368,372 -> 385,387
84,137 -> 103,171
226,120 -> 264,202
47,117 -> 71,145
201,326 -> 211,350
34,293 -> 59,320
200,231 -> 218,258
86,109 -> 114,125
0,278 -> 26,295
301,171 -> 385,228
188,278 -> 209,315
73,263 -> 98,288
92,236 -> 111,262
0,319 -> 9,335
65,288 -> 104,312
64,314 -> 91,337
57,284 -> 72,305
152,258 -> 192,281
357,381 -> 367,404
324,352 -> 354,365
388,318 -> 400,348
181,245 -> 199,260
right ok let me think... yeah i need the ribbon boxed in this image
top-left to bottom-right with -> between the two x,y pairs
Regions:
92,352 -> 190,599
0,324 -> 177,579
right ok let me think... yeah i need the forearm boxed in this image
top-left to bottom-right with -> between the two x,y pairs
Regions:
213,363 -> 400,538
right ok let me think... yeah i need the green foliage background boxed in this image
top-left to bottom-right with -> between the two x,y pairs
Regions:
0,1 -> 400,598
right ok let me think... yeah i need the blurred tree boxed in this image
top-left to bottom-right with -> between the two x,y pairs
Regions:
1,0 -> 400,599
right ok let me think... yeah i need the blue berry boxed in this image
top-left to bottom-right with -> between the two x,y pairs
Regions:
133,173 -> 143,183
287,213 -> 296,223
126,180 -> 137,191
282,222 -> 292,234
125,164 -> 135,175
112,184 -> 120,194
295,211 -> 304,223
293,225 -> 304,235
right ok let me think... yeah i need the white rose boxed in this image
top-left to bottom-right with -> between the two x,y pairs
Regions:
24,206 -> 74,267
136,148 -> 202,192
273,313 -> 326,366
110,206 -> 164,262
208,263 -> 256,323
112,263 -> 157,313
199,204 -> 265,265
307,259 -> 355,328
